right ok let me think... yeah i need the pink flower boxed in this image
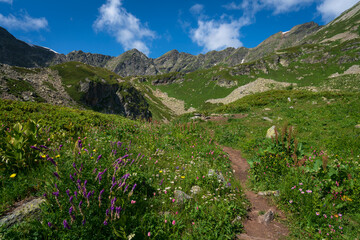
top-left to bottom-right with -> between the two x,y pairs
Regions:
172,220 -> 176,225
148,232 -> 151,237
202,176 -> 205,178
289,200 -> 293,204
154,192 -> 156,196
172,199 -> 175,203
196,177 -> 199,180
192,222 -> 195,225
164,190 -> 167,194
131,200 -> 136,204
316,212 -> 320,215
175,212 -> 178,215
165,220 -> 167,223
196,206 -> 199,210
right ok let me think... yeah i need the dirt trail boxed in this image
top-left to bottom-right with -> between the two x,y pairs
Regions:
223,146 -> 289,240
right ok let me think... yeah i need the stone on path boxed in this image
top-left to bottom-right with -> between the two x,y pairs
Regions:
258,210 -> 275,224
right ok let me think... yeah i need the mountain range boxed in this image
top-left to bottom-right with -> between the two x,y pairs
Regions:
0,1 -> 359,120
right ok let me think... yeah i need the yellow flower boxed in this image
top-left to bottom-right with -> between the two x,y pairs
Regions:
159,170 -> 163,173
93,149 -> 96,152
40,154 -> 46,158
55,155 -> 60,158
181,176 -> 185,179
10,173 -> 16,178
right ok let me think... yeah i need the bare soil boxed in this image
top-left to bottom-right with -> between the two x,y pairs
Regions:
223,146 -> 289,240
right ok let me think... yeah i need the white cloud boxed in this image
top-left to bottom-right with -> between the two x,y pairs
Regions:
93,0 -> 156,56
260,0 -> 314,14
0,13 -> 48,31
317,0 -> 359,23
0,0 -> 13,4
190,18 -> 250,52
190,4 -> 204,15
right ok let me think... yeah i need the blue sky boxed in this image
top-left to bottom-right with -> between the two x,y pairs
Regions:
0,0 -> 358,58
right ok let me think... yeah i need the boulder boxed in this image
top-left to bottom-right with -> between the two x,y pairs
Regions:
174,190 -> 192,204
266,126 -> 277,139
0,198 -> 46,228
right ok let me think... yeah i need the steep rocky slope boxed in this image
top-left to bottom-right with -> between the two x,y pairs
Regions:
0,62 -> 151,120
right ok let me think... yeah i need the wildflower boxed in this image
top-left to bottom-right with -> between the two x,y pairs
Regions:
63,219 -> 71,229
66,189 -> 70,197
159,170 -> 163,173
172,199 -> 175,203
82,219 -> 86,225
30,146 -> 40,150
181,176 -> 185,179
97,155 -> 102,162
41,154 -> 46,158
48,222 -> 52,227
10,173 -> 16,178
148,232 -> 151,237
99,189 -> 105,206
324,214 -> 327,218
70,174 -> 74,181
47,157 -> 57,166
339,226 -> 343,230
192,222 -> 195,225
55,155 -> 60,158
53,172 -> 60,179
299,183 -> 303,185
165,220 -> 167,223
306,190 -> 312,193
289,200 -> 293,204
316,212 -> 320,216
172,220 -> 176,225
132,184 -> 137,191
103,220 -> 108,225
52,191 -> 59,197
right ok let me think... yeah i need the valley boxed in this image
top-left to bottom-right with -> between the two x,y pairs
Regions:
1,1 -> 360,239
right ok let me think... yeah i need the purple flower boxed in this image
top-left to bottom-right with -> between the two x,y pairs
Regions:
63,219 -> 71,229
69,195 -> 74,203
47,222 -> 52,228
74,191 -> 78,199
70,174 -> 74,181
103,220 -> 108,225
86,191 -> 92,199
59,144 -> 63,148
43,193 -> 47,198
69,206 -> 74,215
124,184 -> 129,193
52,191 -> 59,197
82,219 -> 86,225
97,155 -> 102,162
84,180 -> 88,187
72,163 -> 77,171
132,184 -> 137,191
47,157 -> 57,166
77,179 -> 81,184
111,197 -> 117,207
30,146 -> 40,151
53,172 -> 60,179
79,200 -> 83,208
40,145 -> 48,149
106,209 -> 110,217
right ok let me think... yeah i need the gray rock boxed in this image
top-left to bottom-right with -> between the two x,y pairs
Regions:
264,108 -> 271,111
258,209 -> 275,224
208,169 -> 226,183
0,198 -> 46,228
231,216 -> 242,224
190,186 -> 201,195
174,190 -> 192,204
262,117 -> 273,122
258,190 -> 280,197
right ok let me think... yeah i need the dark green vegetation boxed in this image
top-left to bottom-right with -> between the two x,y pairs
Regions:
198,90 -> 360,239
0,99 -> 246,239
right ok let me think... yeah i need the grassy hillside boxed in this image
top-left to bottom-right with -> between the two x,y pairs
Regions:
136,38 -> 359,112
0,99 -> 246,239
190,90 -> 360,239
50,61 -> 120,103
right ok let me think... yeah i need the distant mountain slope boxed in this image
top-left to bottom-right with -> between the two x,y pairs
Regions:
0,27 -> 56,68
0,62 -> 152,120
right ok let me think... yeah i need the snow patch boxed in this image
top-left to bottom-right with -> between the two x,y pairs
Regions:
241,59 -> 245,64
41,46 -> 59,54
282,30 -> 290,35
